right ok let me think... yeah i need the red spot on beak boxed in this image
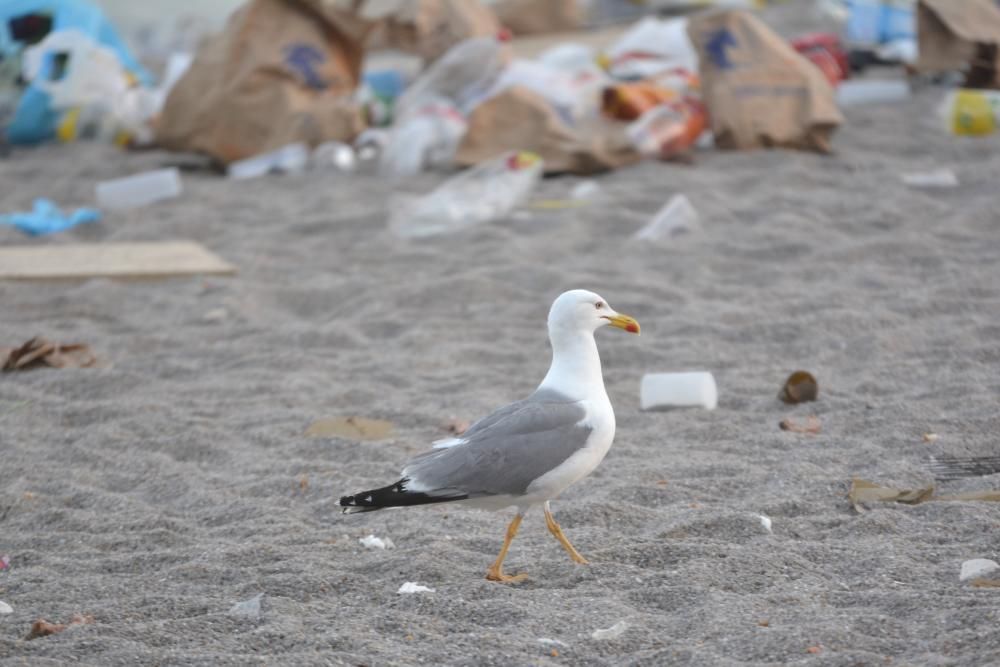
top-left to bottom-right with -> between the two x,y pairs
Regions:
626,323 -> 639,334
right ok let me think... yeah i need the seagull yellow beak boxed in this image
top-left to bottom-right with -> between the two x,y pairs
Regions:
604,313 -> 640,334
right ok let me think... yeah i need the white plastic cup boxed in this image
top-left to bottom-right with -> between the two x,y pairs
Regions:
95,168 -> 182,210
640,372 -> 718,410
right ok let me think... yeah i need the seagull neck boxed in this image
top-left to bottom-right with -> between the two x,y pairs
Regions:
538,329 -> 606,400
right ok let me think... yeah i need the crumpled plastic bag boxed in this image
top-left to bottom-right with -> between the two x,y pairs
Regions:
0,199 -> 100,236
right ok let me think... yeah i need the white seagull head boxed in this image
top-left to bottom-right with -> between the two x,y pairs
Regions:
547,289 -> 640,338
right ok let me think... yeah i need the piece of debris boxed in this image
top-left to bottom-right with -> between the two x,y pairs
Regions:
95,168 -> 182,209
758,619 -> 770,627
443,417 -> 470,436
25,614 -> 93,640
0,241 -> 236,280
0,601 -> 12,615
970,579 -> 1000,588
299,474 -> 309,492
757,514 -> 773,533
633,194 -> 700,241
305,417 -> 394,440
538,638 -> 569,649
779,416 -> 821,435
923,433 -> 939,443
960,559 -> 999,582
640,372 -> 718,411
0,554 -> 9,570
848,478 -> 1000,512
806,645 -> 823,654
228,593 -> 264,620
2,338 -> 97,371
901,169 -> 958,188
779,371 -> 818,404
359,535 -> 395,550
591,620 -> 628,641
0,198 -> 101,236
397,582 -> 435,594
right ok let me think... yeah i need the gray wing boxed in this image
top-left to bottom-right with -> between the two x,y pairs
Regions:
402,390 -> 591,498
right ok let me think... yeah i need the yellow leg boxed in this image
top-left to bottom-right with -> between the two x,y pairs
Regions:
485,513 -> 528,583
544,503 -> 589,565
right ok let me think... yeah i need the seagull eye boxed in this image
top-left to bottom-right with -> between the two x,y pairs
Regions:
595,302 -> 604,309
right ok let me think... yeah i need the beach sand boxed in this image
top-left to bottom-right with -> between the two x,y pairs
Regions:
2,15 -> 1000,667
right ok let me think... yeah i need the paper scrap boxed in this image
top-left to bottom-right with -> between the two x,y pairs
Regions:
397,582 -> 435,594
591,620 -> 628,640
359,535 -> 395,550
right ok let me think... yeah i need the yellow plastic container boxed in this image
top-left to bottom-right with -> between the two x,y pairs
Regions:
943,89 -> 1000,136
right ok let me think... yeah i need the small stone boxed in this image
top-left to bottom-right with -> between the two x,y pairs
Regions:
203,308 -> 228,323
591,620 -> 628,640
228,593 -> 263,620
0,601 -> 12,614
960,559 -> 999,582
758,514 -> 773,533
538,638 -> 569,649
779,371 -> 818,404
397,582 -> 434,594
923,433 -> 938,443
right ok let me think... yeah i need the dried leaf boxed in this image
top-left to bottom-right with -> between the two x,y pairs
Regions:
849,479 -> 1000,512
779,416 -> 821,434
2,337 -> 96,372
25,614 -> 92,640
779,370 -> 818,404
305,417 -> 393,441
299,474 -> 309,492
849,478 -> 935,512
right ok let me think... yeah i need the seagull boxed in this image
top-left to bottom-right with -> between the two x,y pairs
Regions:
337,289 -> 639,583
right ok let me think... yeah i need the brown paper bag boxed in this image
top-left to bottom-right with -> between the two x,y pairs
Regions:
455,86 -> 640,175
491,0 -> 584,36
687,10 -> 843,153
155,0 -> 373,164
362,0 -> 500,63
917,0 -> 1000,88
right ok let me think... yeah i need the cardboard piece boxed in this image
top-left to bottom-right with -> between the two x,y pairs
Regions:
0,241 -> 236,280
363,0 -> 500,63
687,10 -> 843,153
492,0 -> 583,36
455,86 -> 640,175
155,0 -> 372,164
917,0 -> 1000,88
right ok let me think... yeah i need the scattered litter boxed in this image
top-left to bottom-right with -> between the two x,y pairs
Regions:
757,514 -> 773,533
228,593 -> 263,620
0,554 -> 10,570
389,151 -> 543,239
312,141 -> 357,172
538,638 -> 569,649
634,194 -> 700,241
970,579 -> 1000,588
0,241 -> 236,281
901,169 -> 958,188
24,614 -> 93,640
0,601 -> 12,615
848,478 -> 1000,512
359,535 -> 395,550
807,645 -> 823,654
779,371 -> 818,404
779,416 -> 822,435
960,559 -> 999,582
228,144 -> 310,180
570,181 -> 600,201
928,455 -> 1000,480
626,101 -> 707,161
917,0 -> 1000,89
2,338 -> 97,372
397,582 -> 435,594
640,372 -> 717,411
940,89 -> 1000,136
836,80 -> 910,107
95,168 -> 182,209
203,309 -> 228,323
305,417 -> 394,441
688,10 -> 842,153
0,199 -> 100,236
923,433 -> 939,443
591,620 -> 628,641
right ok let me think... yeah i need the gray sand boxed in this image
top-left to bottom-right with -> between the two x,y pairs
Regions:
2,58 -> 1000,667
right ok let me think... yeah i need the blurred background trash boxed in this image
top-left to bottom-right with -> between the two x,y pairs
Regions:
939,88 -> 1000,136
640,372 -> 718,411
633,194 -> 700,241
389,150 -> 543,238
95,167 -> 182,209
0,198 -> 100,235
836,78 -> 910,105
227,144 -> 310,180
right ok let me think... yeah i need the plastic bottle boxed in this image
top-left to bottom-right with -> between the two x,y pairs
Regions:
378,100 -> 468,178
389,151 -> 544,239
633,194 -> 700,241
95,168 -> 182,209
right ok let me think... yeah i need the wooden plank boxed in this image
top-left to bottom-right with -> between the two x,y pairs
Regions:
0,241 -> 237,280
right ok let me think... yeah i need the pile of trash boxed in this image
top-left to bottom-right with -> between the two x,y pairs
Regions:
4,0 -> 1000,233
